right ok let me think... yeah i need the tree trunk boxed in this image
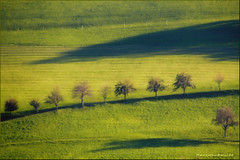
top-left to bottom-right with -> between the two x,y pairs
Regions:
56,104 -> 58,111
224,126 -> 228,137
183,88 -> 186,94
81,97 -> 84,108
155,91 -> 157,98
36,108 -> 39,113
124,94 -> 126,101
218,83 -> 221,91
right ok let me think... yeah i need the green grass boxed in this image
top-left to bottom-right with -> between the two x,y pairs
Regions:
1,19 -> 239,111
1,44 -> 239,111
1,1 -> 239,30
1,18 -> 239,46
1,95 -> 239,159
0,1 -> 239,159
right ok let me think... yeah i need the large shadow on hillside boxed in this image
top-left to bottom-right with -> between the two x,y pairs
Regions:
31,20 -> 239,64
92,138 -> 217,152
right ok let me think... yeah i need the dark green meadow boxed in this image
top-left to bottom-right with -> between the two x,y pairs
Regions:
1,1 -> 238,30
0,1 -> 239,159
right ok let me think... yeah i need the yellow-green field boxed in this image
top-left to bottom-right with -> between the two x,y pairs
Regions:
0,43 -> 239,111
0,1 -> 239,159
1,95 -> 239,159
1,19 -> 239,111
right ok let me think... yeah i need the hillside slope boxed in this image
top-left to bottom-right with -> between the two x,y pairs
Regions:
0,1 -> 239,159
1,1 -> 239,30
1,94 -> 239,159
1,19 -> 239,111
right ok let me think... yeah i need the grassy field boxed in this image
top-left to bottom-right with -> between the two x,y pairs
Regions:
1,94 -> 239,159
1,19 -> 239,111
1,1 -> 239,30
0,0 -> 239,159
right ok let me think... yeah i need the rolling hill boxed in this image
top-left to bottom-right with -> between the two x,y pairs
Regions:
0,1 -> 239,159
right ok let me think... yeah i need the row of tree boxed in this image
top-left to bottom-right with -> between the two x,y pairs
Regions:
4,73 -> 237,137
5,72 -> 225,113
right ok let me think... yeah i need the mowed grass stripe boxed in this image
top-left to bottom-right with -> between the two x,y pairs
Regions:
1,45 -> 238,111
1,18 -> 238,46
0,1 -> 239,159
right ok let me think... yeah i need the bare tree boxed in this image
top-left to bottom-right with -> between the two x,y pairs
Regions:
212,107 -> 238,137
45,87 -> 63,111
173,73 -> 196,94
5,99 -> 18,115
100,85 -> 111,103
72,81 -> 92,108
215,73 -> 224,91
147,77 -> 166,97
30,99 -> 40,113
115,80 -> 136,100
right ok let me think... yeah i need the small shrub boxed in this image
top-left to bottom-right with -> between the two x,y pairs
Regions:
215,73 -> 224,91
5,99 -> 18,114
30,99 -> 40,113
100,85 -> 111,103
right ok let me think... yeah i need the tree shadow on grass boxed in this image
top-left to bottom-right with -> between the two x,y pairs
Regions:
30,20 -> 239,64
1,89 -> 238,122
87,89 -> 239,106
91,138 -> 218,152
0,104 -> 79,122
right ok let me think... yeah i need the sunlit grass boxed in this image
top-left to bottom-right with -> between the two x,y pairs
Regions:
0,95 -> 239,159
1,45 -> 239,111
1,18 -> 239,111
0,1 -> 239,159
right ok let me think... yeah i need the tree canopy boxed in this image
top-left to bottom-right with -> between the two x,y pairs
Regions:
72,81 -> 92,108
212,107 -> 238,137
30,99 -> 40,113
5,99 -> 18,114
147,77 -> 166,97
173,73 -> 195,94
100,85 -> 111,103
215,73 -> 224,91
115,80 -> 136,100
45,87 -> 63,110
